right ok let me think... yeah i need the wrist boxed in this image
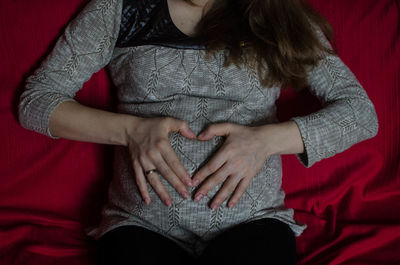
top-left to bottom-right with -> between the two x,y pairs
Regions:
119,114 -> 142,147
258,121 -> 304,156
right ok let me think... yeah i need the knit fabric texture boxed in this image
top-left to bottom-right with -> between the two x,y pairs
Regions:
18,0 -> 379,256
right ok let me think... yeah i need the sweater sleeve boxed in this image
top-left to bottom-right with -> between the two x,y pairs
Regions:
18,0 -> 123,139
290,25 -> 379,168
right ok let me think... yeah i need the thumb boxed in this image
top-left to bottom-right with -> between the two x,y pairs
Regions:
197,123 -> 232,140
168,119 -> 196,139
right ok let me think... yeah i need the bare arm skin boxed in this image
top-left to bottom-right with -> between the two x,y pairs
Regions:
48,100 -> 196,206
48,100 -> 133,146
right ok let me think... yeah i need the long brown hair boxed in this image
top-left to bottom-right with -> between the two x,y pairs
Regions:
185,0 -> 336,90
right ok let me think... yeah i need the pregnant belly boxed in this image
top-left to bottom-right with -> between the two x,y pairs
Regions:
109,139 -> 283,238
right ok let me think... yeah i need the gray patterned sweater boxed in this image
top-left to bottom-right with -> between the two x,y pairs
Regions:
18,0 -> 379,256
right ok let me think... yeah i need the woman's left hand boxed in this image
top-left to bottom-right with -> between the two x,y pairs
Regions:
192,122 -> 275,210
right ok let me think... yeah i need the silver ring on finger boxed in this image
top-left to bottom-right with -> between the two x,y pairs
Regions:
144,168 -> 159,176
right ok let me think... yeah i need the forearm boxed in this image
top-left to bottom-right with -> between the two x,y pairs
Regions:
48,100 -> 136,146
259,121 -> 305,156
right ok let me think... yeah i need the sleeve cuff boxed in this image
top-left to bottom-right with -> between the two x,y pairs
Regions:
43,97 -> 77,139
290,116 -> 321,168
18,93 -> 76,139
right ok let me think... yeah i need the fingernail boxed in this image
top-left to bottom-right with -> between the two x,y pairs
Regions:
194,193 -> 204,202
144,197 -> 151,205
211,202 -> 219,210
186,129 -> 195,138
185,179 -> 193,187
228,202 -> 236,209
182,191 -> 189,199
193,179 -> 200,187
164,198 -> 172,207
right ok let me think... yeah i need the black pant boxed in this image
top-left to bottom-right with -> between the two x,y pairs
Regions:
96,218 -> 296,265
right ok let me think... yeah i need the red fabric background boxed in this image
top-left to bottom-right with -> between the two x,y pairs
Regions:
0,0 -> 399,264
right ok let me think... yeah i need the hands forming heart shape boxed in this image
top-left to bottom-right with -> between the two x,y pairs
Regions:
125,116 -> 299,210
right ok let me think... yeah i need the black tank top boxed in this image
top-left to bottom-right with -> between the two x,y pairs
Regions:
116,0 -> 206,49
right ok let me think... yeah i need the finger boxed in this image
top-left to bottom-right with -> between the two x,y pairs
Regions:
165,118 -> 196,139
139,156 -> 172,207
192,145 -> 230,187
146,171 -> 173,207
197,123 -> 233,140
210,175 -> 242,210
145,150 -> 189,200
155,138 -> 192,187
227,177 -> 252,209
194,163 -> 231,203
132,159 -> 151,205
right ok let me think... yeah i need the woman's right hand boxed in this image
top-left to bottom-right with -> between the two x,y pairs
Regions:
124,116 -> 196,207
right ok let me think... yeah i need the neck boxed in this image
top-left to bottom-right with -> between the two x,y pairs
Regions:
189,0 -> 209,6
188,0 -> 214,9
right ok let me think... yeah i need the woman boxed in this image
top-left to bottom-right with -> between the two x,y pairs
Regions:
18,0 -> 379,264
